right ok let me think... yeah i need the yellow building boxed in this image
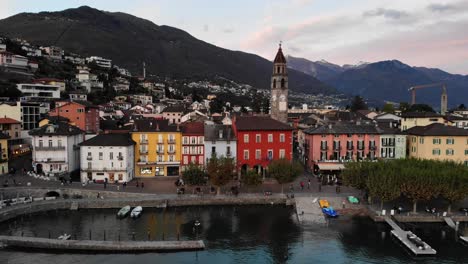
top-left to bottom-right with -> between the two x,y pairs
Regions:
131,119 -> 182,177
407,123 -> 468,165
401,112 -> 445,131
0,133 -> 9,174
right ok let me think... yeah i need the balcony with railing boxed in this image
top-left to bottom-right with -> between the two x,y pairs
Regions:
82,167 -> 127,172
320,145 -> 328,150
86,156 -> 92,161
167,149 -> 176,154
333,145 -> 341,150
347,145 -> 354,150
156,149 -> 164,154
226,152 -> 232,157
139,149 -> 148,154
140,139 -> 148,144
369,145 -> 377,150
117,156 -> 124,161
357,145 -> 364,150
167,138 -> 176,144
35,146 -> 66,151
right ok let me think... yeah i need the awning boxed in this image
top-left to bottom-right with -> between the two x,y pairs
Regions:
318,163 -> 345,171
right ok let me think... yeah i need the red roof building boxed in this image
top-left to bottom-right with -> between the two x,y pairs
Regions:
48,101 -> 100,134
233,116 -> 293,176
181,122 -> 205,169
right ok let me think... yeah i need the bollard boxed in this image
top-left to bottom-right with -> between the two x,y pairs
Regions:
162,233 -> 165,240
104,230 -> 106,241
89,229 -> 92,240
177,232 -> 180,241
48,230 -> 51,239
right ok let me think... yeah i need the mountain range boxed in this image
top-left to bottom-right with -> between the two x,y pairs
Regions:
287,56 -> 468,108
0,6 -> 333,95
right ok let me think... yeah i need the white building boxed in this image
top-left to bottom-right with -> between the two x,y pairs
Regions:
130,94 -> 153,105
79,133 -> 135,183
380,133 -> 406,159
204,123 -> 236,162
29,122 -> 84,177
75,66 -> 104,92
87,56 -> 112,68
41,46 -> 63,60
0,51 -> 29,71
69,91 -> 88,101
17,83 -> 61,99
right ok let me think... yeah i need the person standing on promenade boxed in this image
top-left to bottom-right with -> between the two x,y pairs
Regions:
307,179 -> 311,190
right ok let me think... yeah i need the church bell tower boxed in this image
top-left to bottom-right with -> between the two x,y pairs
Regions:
270,43 -> 288,123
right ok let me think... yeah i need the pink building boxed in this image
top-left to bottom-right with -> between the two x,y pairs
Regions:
303,123 -> 381,172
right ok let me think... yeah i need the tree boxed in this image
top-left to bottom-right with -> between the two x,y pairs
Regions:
242,169 -> 262,191
398,102 -> 410,113
457,104 -> 466,110
382,103 -> 395,114
252,93 -> 263,113
0,81 -> 22,98
206,156 -> 235,194
350,96 -> 368,112
191,88 -> 203,103
182,163 -> 206,185
407,104 -> 434,113
209,98 -> 224,113
261,96 -> 270,114
269,159 -> 303,193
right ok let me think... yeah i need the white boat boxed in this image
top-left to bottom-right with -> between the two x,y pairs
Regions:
130,206 -> 143,218
58,234 -> 71,240
117,205 -> 131,218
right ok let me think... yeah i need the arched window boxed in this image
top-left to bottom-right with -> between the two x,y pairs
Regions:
273,79 -> 276,88
281,78 -> 285,88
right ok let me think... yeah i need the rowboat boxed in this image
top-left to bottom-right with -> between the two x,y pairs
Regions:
322,207 -> 338,218
319,199 -> 329,208
130,206 -> 143,218
348,196 -> 359,204
58,233 -> 71,240
117,205 -> 131,218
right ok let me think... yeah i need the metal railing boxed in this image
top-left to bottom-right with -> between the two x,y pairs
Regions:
35,146 -> 66,151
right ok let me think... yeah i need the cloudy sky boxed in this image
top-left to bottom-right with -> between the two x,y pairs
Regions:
1,0 -> 468,74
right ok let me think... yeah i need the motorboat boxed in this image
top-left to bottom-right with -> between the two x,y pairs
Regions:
322,207 -> 339,218
319,199 -> 329,208
58,233 -> 71,240
347,196 -> 359,204
117,205 -> 131,218
130,206 -> 143,218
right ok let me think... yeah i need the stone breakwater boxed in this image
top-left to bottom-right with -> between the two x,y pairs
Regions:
0,236 -> 205,252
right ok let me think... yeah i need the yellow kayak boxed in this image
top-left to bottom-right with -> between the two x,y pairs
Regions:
319,199 -> 329,208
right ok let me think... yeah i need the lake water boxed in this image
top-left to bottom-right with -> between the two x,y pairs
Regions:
0,205 -> 466,264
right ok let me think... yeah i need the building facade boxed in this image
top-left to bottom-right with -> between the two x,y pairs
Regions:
303,123 -> 381,171
401,112 -> 445,131
181,122 -> 204,169
233,116 -> 293,176
17,83 -> 61,99
131,119 -> 182,177
204,123 -> 237,162
0,133 -> 9,174
270,44 -> 288,124
49,101 -> 100,134
29,122 -> 84,176
80,134 -> 135,183
407,123 -> 468,165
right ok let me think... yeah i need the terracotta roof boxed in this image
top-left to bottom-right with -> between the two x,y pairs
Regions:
80,133 -> 135,146
273,44 -> 286,64
133,119 -> 180,132
235,116 -> 292,131
181,122 -> 204,135
29,122 -> 83,136
406,123 -> 468,136
401,112 -> 442,118
0,117 -> 21,124
304,123 -> 381,135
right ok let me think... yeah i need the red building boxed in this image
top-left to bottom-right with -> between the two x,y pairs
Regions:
49,101 -> 100,134
181,121 -> 205,169
233,116 -> 293,176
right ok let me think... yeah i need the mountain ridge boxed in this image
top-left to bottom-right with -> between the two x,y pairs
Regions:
0,6 -> 335,95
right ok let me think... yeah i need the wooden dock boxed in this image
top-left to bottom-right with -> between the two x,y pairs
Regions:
0,236 -> 205,252
384,216 -> 436,256
295,197 -> 326,224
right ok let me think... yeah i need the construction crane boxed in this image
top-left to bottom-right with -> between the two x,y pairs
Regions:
408,83 -> 448,115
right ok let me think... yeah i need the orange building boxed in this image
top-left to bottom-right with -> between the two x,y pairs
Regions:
49,101 -> 100,134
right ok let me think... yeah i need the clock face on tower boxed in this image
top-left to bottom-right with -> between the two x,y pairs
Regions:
272,95 -> 277,102
279,95 -> 286,102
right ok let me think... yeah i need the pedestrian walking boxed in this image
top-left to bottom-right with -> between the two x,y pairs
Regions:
123,181 -> 127,189
307,179 -> 311,190
136,181 -> 139,187
104,182 -> 107,189
117,185 -> 120,191
300,181 -> 304,190
141,182 -> 145,189
97,192 -> 100,199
